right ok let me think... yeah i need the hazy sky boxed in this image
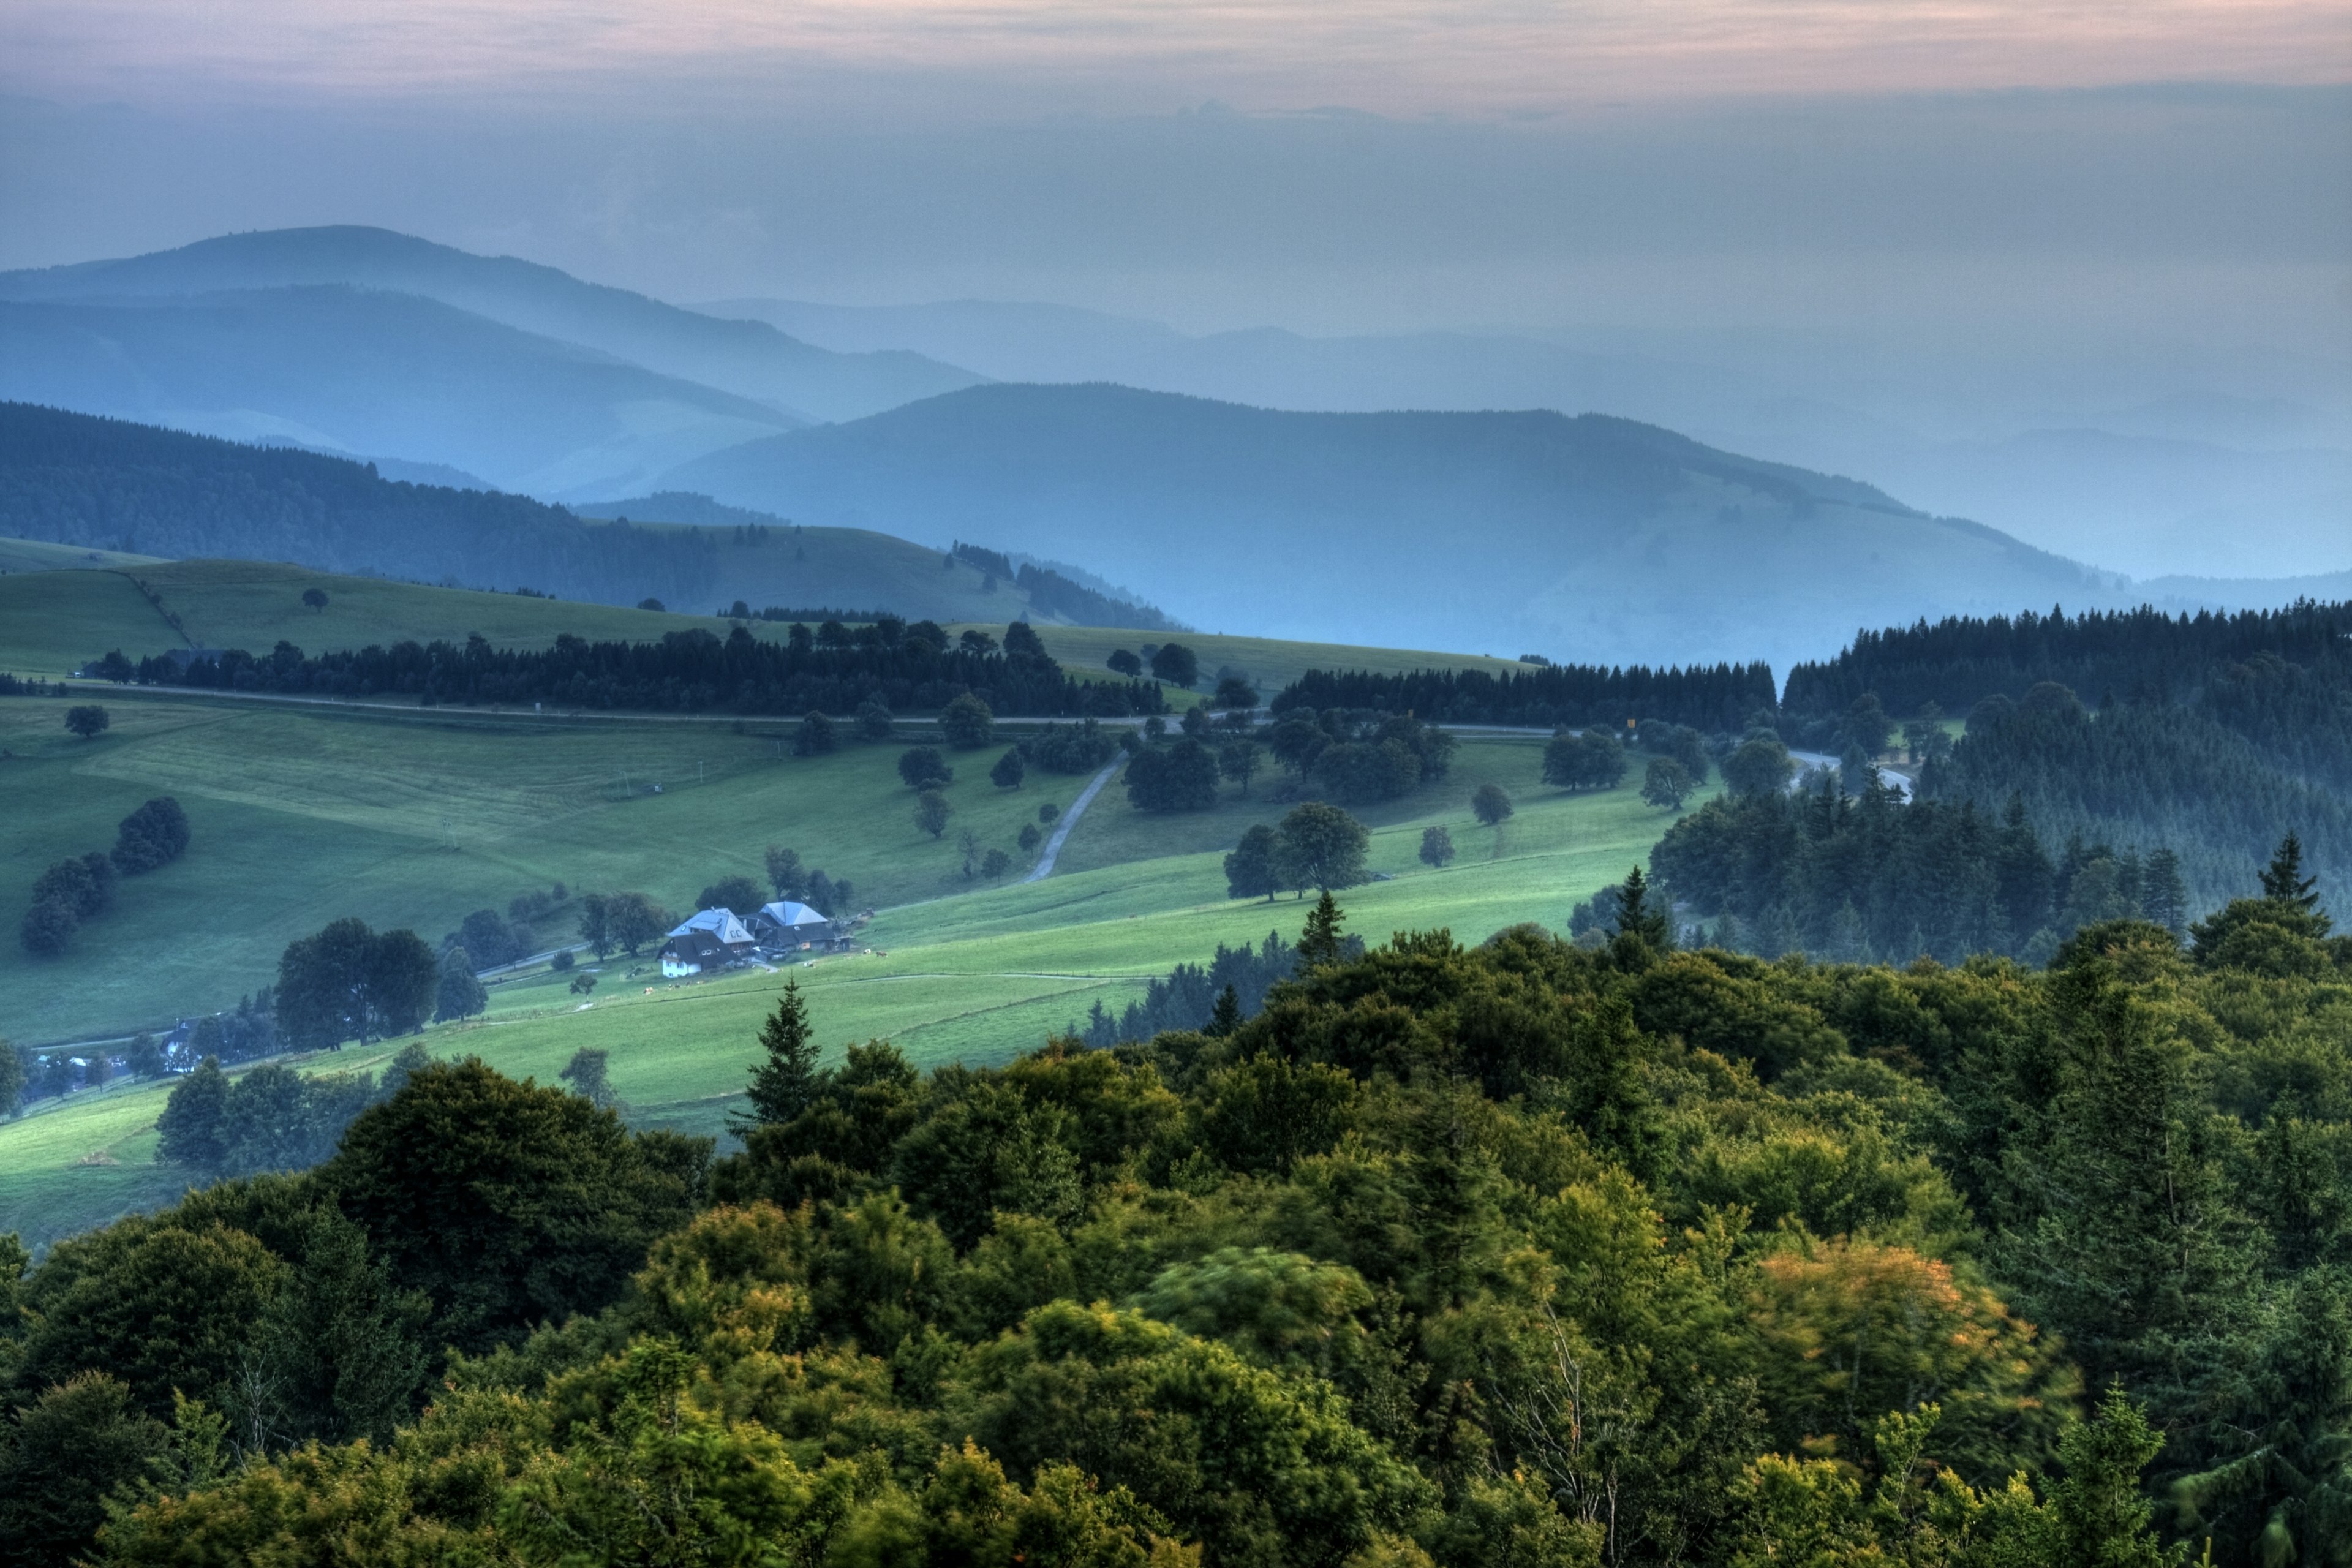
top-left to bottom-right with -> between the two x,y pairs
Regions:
2,1 -> 2347,363
10,1 -> 2349,108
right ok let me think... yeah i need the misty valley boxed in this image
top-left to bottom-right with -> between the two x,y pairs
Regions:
1,153 -> 2348,1568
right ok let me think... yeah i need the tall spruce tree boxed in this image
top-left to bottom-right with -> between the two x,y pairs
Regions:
737,981 -> 820,1129
1296,892 -> 1346,971
1610,865 -> 1672,963
2260,831 -> 2320,913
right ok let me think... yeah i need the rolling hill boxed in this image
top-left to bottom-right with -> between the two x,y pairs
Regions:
718,296 -> 2352,584
0,289 -> 798,497
0,227 -> 985,428
0,405 -> 1163,629
657,382 -> 2116,669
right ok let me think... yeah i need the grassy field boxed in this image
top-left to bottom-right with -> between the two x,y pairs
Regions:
605,519 -> 1075,627
0,538 -> 167,575
0,707 -> 1696,1250
0,571 -> 181,678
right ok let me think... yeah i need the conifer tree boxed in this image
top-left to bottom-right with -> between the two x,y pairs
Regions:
1296,892 -> 1346,971
1611,866 -> 1672,957
2260,831 -> 2320,913
2048,1387 -> 2184,1568
736,981 -> 820,1129
1205,985 -> 1242,1038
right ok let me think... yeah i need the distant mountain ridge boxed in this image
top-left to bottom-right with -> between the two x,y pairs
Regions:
0,288 -> 797,498
657,381 -> 2120,669
0,402 -> 1158,628
0,227 -> 986,424
716,295 -> 2352,582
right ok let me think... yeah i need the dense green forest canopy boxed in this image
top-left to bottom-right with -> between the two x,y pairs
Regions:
1275,662 -> 1775,734
1918,677 -> 2352,911
6,856 -> 2348,1567
1781,599 -> 2352,723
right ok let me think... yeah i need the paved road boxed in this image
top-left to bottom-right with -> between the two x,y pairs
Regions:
1025,755 -> 1128,882
1789,748 -> 1912,801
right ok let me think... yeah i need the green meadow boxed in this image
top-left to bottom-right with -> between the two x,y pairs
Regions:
0,688 -> 1694,1249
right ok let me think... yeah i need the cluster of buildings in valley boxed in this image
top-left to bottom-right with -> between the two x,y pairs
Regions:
658,899 -> 864,977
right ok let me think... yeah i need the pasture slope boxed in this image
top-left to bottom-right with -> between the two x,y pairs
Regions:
0,547 -> 1534,688
0,694 -> 1691,1248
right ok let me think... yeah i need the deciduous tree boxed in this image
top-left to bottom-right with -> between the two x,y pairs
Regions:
941,692 -> 997,750
1419,825 -> 1455,869
916,790 -> 954,839
899,746 -> 954,790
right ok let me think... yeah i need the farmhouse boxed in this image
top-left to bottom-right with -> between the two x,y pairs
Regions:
752,899 -> 830,949
660,908 -> 757,977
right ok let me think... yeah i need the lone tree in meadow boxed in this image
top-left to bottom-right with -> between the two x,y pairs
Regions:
899,747 -> 954,790
1419,825 -> 1456,870
915,790 -> 954,840
64,705 -> 110,741
990,748 -> 1027,789
1107,649 -> 1143,679
302,587 -> 330,612
1641,758 -> 1694,812
1150,642 -> 1200,688
1275,802 -> 1370,894
940,692 -> 996,750
1472,783 -> 1513,829
736,979 -> 818,1129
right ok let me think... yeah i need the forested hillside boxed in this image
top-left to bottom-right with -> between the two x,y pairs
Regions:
0,402 -> 725,608
1774,601 -> 2352,912
1782,599 -> 2352,719
5,869 -> 2346,1567
0,404 -> 1167,629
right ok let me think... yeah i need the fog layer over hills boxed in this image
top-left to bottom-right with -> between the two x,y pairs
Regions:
662,382 -> 2114,669
1,225 -> 2343,668
715,298 -> 2352,584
